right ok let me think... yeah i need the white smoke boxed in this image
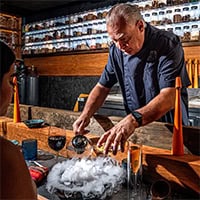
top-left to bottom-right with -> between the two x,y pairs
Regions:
46,157 -> 126,199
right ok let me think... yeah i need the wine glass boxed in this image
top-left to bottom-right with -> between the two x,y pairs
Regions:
48,126 -> 66,162
127,142 -> 142,197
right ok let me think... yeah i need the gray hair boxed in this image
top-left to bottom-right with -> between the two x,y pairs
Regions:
106,3 -> 143,27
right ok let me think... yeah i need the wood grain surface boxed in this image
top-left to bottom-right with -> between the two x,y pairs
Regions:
23,46 -> 200,76
1,118 -> 199,196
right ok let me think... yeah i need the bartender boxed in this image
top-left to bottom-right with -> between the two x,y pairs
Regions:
73,3 -> 191,155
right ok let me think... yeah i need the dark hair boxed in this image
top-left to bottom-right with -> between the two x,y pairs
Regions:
0,40 -> 16,85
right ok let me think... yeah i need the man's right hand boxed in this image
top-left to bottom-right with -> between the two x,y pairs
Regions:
72,116 -> 90,135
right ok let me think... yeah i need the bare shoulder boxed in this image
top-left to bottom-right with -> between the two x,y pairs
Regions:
0,136 -> 37,199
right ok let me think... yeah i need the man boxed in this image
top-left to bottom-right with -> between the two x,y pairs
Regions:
0,40 -> 37,199
73,3 -> 190,155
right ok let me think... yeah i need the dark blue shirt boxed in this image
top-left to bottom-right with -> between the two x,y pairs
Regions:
99,23 -> 191,125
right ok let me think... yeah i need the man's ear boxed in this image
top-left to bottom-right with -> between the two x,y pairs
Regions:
137,20 -> 144,32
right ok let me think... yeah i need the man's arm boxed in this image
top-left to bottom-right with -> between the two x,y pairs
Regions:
137,87 -> 176,126
97,87 -> 176,155
73,83 -> 111,134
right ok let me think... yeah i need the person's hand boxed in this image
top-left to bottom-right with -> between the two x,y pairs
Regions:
72,115 -> 90,135
97,114 -> 137,155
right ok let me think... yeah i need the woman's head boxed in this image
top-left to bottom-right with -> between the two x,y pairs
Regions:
106,3 -> 145,55
0,40 -> 15,85
0,40 -> 16,115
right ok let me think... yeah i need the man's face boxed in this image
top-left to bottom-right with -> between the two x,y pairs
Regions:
0,64 -> 14,116
107,19 -> 145,55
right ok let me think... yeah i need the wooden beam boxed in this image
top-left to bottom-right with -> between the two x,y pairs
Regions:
24,52 -> 108,76
23,45 -> 200,76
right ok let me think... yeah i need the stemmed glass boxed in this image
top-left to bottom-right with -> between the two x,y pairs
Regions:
127,142 -> 142,197
48,126 -> 66,162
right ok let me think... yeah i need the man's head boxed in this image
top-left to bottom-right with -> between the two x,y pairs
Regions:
106,3 -> 145,55
0,40 -> 16,115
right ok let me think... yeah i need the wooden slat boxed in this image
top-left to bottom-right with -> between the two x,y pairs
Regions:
183,45 -> 200,60
24,52 -> 108,76
23,46 -> 200,76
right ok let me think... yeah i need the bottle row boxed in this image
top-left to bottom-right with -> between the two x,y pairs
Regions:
142,2 -> 200,25
22,19 -> 200,55
171,21 -> 200,41
22,34 -> 111,55
23,20 -> 200,47
22,1 -> 200,51
23,1 -> 199,35
23,19 -> 107,43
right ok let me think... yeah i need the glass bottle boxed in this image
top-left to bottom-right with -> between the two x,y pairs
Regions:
90,37 -> 96,49
166,9 -> 173,24
174,26 -> 183,40
96,36 -> 102,49
173,8 -> 182,23
76,38 -> 82,50
182,7 -> 190,22
190,5 -> 198,21
102,22 -> 107,33
72,25 -> 78,37
65,16 -> 69,25
152,0 -> 159,8
87,23 -> 92,35
92,22 -> 97,34
167,27 -> 173,33
77,25 -> 82,36
82,23 -> 88,35
151,12 -> 158,26
97,21 -> 103,33
191,24 -> 199,41
144,13 -> 151,23
167,0 -> 173,6
158,10 -> 165,25
183,25 -> 191,42
102,35 -> 108,49
158,0 -> 167,7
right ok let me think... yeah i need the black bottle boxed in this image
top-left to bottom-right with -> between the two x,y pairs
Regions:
26,65 -> 39,105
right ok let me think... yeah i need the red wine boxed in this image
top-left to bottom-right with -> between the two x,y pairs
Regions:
48,135 -> 66,151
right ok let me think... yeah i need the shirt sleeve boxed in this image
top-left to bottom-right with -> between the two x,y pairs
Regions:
99,45 -> 118,88
158,39 -> 191,89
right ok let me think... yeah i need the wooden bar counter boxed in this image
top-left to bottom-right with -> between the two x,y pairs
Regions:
0,116 -> 13,137
4,121 -> 99,158
2,119 -> 200,197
